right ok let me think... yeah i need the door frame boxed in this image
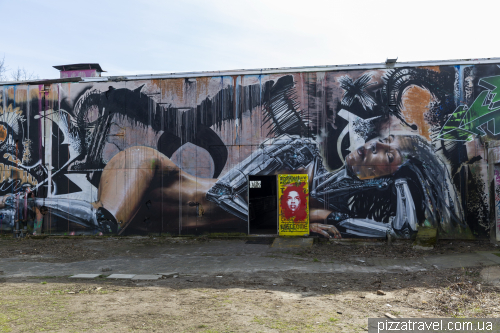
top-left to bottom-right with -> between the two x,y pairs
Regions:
247,175 -> 279,235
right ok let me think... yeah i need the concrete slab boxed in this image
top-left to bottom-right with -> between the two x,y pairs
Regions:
476,252 -> 500,265
107,274 -> 136,279
2,239 -> 500,279
272,238 -> 313,248
481,266 -> 500,286
132,274 -> 162,280
157,272 -> 179,278
69,274 -> 100,279
423,253 -> 496,269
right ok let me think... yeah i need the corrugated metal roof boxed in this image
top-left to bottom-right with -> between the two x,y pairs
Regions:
1,57 -> 499,86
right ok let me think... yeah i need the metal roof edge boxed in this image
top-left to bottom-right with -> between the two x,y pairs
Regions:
84,57 -> 500,81
0,77 -> 82,86
1,57 -> 499,86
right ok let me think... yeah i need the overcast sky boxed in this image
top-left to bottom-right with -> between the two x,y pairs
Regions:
1,0 -> 498,80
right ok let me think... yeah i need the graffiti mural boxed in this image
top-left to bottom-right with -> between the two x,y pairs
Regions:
1,62 -> 499,239
439,76 -> 500,141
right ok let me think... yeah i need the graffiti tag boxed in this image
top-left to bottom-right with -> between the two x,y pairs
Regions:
438,76 -> 500,141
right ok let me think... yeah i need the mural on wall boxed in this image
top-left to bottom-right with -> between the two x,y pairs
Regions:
494,167 -> 500,236
278,174 -> 309,236
1,63 -> 499,239
438,76 -> 500,141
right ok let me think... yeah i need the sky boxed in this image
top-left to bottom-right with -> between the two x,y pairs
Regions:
0,0 -> 498,80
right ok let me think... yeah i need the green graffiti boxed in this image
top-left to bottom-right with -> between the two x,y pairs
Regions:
481,76 -> 500,109
438,75 -> 500,141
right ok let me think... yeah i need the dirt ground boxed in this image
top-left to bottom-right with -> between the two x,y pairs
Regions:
1,268 -> 499,332
0,236 -> 201,263
0,235 -> 497,263
276,238 -> 499,263
1,237 -> 500,332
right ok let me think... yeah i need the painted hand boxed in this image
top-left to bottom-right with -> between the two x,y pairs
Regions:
310,223 -> 342,239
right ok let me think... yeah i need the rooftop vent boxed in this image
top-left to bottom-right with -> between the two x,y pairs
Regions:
385,58 -> 398,66
52,63 -> 105,79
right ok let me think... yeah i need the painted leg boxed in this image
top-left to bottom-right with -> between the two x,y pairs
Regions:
96,146 -> 165,231
97,145 -> 224,234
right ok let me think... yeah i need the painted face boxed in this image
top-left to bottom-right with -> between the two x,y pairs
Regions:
286,190 -> 301,212
0,124 -> 7,142
345,135 -> 404,180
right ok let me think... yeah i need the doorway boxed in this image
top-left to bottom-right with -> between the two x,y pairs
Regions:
248,175 -> 277,234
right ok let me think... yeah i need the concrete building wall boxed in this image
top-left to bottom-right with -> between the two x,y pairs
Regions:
1,62 -> 499,239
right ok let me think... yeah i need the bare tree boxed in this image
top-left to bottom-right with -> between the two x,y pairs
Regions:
0,56 -> 7,81
0,57 -> 39,82
10,67 -> 39,81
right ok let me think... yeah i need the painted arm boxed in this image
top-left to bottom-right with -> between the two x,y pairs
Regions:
206,136 -> 319,220
333,179 -> 418,238
311,178 -> 418,239
309,209 -> 342,238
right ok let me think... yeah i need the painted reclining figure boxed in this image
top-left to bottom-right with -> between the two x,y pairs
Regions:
207,133 -> 467,239
0,133 -> 464,238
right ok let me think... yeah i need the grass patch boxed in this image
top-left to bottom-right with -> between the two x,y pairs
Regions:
30,276 -> 64,280
0,313 -> 13,332
253,316 -> 330,332
0,287 -> 74,332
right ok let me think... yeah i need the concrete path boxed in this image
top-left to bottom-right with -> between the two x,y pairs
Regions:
1,240 -> 500,278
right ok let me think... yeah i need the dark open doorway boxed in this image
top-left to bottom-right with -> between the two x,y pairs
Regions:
248,175 -> 277,234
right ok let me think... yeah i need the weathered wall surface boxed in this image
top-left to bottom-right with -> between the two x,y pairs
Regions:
1,63 -> 499,239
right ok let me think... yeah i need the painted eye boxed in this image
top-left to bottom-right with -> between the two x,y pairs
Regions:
387,153 -> 394,163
